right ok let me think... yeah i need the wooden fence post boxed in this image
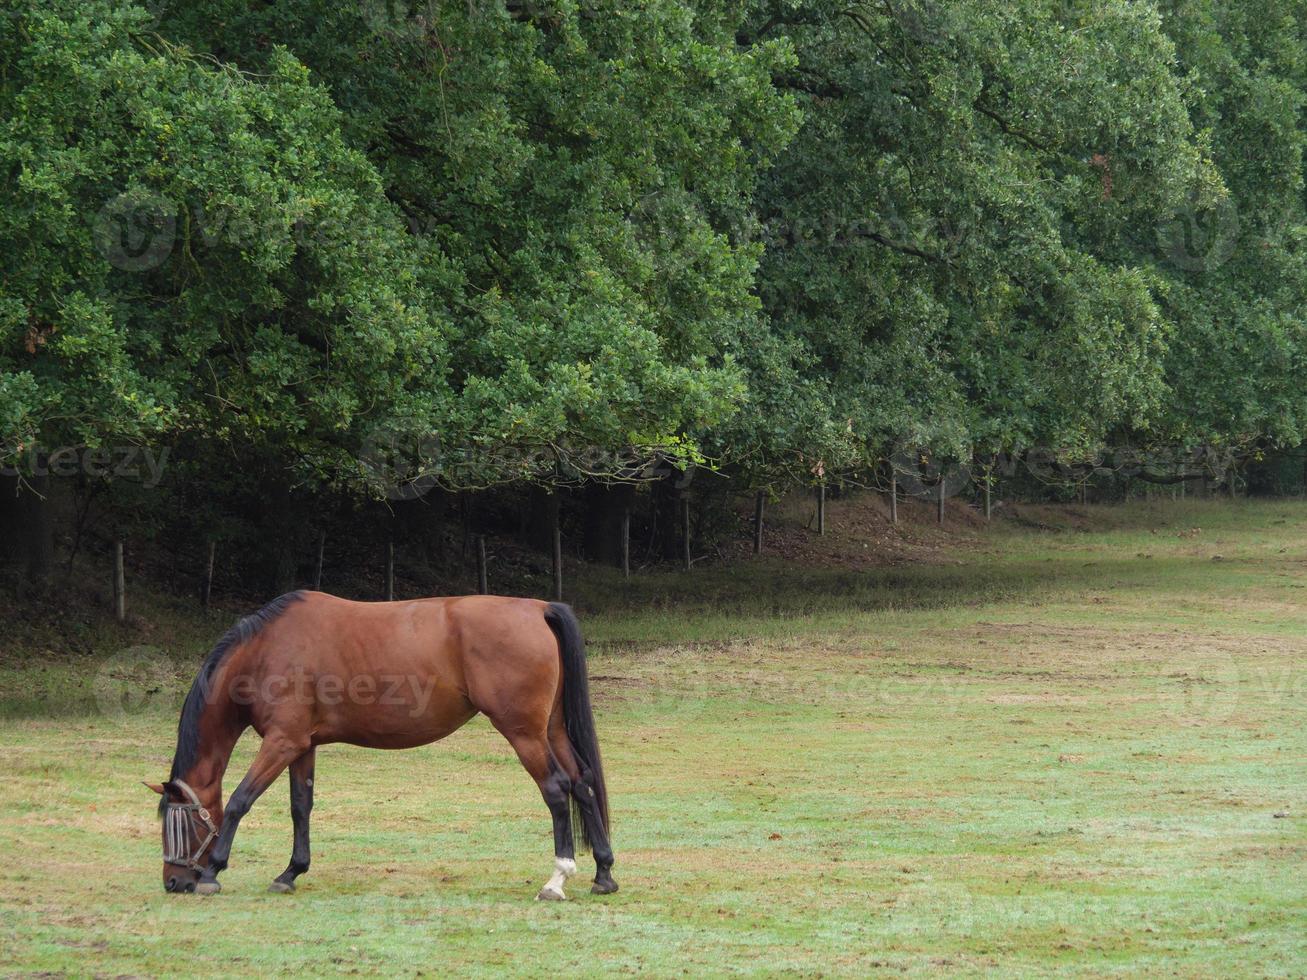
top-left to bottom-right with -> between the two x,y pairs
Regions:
889,471 -> 898,524
476,534 -> 488,594
460,492 -> 471,560
201,540 -> 215,609
551,505 -> 563,601
313,531 -> 325,591
937,479 -> 945,524
753,491 -> 765,554
620,507 -> 630,580
113,540 -> 125,623
681,497 -> 692,571
984,476 -> 992,523
385,539 -> 394,601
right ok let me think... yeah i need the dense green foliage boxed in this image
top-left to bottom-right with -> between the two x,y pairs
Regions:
1155,0 -> 1307,449
1,0 -> 1305,569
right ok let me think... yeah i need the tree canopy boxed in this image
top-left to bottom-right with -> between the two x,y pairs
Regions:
3,0 -> 1305,499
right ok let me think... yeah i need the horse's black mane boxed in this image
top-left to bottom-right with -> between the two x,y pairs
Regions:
167,591 -> 306,786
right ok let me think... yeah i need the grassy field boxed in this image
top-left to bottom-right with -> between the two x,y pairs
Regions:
1,499 -> 1304,976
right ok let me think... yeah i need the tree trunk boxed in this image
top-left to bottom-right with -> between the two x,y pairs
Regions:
525,486 -> 558,553
261,475 -> 297,595
620,508 -> 630,580
889,472 -> 898,524
649,477 -> 685,561
113,540 -> 126,622
385,539 -> 395,600
1,473 -> 55,593
201,541 -> 215,608
816,485 -> 826,535
476,534 -> 488,594
681,496 -> 692,571
753,491 -> 765,555
313,532 -> 325,591
582,483 -> 634,567
460,492 -> 473,560
551,505 -> 563,601
0,475 -> 19,575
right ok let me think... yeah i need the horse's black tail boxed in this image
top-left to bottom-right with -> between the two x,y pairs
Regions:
544,601 -> 609,853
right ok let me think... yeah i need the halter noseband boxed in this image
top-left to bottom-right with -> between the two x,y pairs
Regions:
163,779 -> 218,871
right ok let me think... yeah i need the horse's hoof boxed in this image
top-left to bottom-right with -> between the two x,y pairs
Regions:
268,880 -> 295,894
195,881 -> 221,896
535,885 -> 567,902
591,878 -> 619,895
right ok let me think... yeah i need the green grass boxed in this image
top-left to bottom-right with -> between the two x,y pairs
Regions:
1,499 -> 1305,976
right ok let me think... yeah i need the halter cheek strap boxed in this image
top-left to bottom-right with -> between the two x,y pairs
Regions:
163,779 -> 218,871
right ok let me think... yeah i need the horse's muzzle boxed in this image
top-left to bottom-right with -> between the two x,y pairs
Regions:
165,876 -> 197,894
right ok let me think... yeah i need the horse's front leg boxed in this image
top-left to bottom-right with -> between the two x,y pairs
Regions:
196,732 -> 307,896
269,747 -> 315,894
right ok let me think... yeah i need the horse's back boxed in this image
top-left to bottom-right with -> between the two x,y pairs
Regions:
238,592 -> 559,748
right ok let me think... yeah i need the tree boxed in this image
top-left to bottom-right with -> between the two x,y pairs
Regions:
156,0 -> 801,487
1151,0 -> 1307,453
729,0 -> 1210,487
0,0 -> 455,580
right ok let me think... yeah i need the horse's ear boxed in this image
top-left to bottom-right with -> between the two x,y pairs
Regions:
143,781 -> 165,795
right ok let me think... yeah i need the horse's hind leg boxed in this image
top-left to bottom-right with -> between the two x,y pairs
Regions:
549,721 -> 617,894
269,747 -> 315,894
495,725 -> 576,900
196,731 -> 308,895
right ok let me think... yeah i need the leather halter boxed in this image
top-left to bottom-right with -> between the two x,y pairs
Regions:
163,779 -> 218,871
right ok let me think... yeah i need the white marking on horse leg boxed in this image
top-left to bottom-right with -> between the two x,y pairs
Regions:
536,856 -> 576,901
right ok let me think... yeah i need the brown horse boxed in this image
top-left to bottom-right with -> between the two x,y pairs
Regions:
145,591 -> 615,900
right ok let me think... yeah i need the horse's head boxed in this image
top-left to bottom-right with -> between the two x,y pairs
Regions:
146,780 -> 220,893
